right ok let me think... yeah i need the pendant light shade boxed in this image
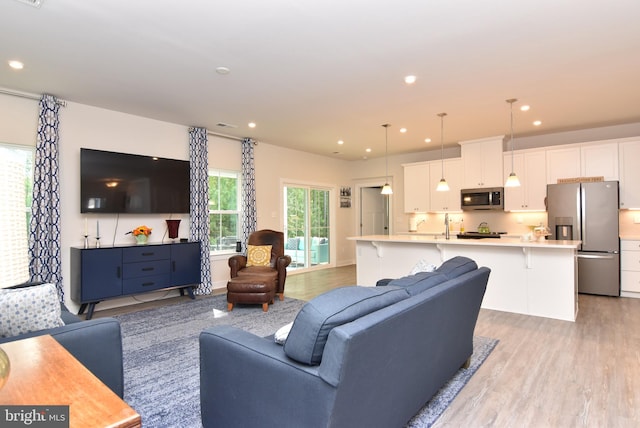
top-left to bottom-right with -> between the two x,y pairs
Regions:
436,113 -> 449,192
505,98 -> 521,188
381,123 -> 393,195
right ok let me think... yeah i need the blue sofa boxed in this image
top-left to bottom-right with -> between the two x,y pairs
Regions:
0,283 -> 124,397
200,257 -> 489,427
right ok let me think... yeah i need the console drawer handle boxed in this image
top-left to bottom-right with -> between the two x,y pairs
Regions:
142,282 -> 155,287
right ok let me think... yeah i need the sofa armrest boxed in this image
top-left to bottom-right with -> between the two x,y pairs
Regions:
200,325 -> 335,428
0,318 -> 125,398
228,254 -> 247,277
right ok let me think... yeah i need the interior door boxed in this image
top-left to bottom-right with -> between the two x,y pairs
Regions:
360,186 -> 388,235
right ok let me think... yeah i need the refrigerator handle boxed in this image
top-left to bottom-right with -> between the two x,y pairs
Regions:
577,254 -> 617,259
580,186 -> 586,246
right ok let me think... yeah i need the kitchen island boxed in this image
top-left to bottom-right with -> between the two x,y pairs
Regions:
348,235 -> 581,321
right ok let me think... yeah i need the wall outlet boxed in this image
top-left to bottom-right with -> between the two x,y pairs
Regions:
634,214 -> 640,224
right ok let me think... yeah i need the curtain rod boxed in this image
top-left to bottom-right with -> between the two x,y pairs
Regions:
0,87 -> 67,107
206,130 -> 258,145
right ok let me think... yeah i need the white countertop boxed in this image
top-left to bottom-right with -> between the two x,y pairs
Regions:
348,234 -> 581,249
621,236 -> 640,241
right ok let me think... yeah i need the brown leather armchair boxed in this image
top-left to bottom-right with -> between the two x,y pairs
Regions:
228,230 -> 292,300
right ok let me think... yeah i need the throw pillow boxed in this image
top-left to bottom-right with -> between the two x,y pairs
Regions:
274,322 -> 293,345
246,245 -> 272,267
0,283 -> 65,338
408,259 -> 437,275
283,286 -> 409,365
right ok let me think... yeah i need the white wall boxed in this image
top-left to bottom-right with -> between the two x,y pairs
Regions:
3,92 -> 640,311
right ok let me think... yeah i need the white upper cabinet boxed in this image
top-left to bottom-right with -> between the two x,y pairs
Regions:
460,136 -> 504,188
430,158 -> 463,212
546,146 -> 580,184
403,162 -> 430,213
546,141 -> 619,184
581,142 -> 619,181
503,150 -> 547,211
619,139 -> 640,209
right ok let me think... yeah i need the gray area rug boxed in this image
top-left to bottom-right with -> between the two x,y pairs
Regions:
115,294 -> 497,427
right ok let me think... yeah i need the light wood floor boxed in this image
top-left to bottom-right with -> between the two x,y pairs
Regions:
94,265 -> 640,427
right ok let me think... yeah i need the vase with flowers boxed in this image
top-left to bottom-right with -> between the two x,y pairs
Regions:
126,225 -> 152,245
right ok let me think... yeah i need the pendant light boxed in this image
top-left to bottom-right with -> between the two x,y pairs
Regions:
381,123 -> 393,195
436,113 -> 450,192
505,98 -> 521,187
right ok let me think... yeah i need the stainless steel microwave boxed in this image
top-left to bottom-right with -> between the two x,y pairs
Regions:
460,187 -> 504,211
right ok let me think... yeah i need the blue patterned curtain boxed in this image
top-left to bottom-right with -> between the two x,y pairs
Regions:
29,94 -> 63,300
241,138 -> 257,248
189,127 -> 212,294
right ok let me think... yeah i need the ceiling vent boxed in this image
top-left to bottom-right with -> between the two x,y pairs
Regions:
14,0 -> 44,7
216,122 -> 238,129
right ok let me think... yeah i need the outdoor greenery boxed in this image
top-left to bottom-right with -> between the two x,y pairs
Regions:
285,187 -> 330,239
209,172 -> 239,251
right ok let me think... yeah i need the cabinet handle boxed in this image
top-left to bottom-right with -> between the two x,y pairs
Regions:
142,252 -> 155,257
117,267 -> 121,278
172,261 -> 176,272
142,282 -> 155,287
142,267 -> 154,272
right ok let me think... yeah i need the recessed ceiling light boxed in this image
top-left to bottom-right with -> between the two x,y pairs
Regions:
366,148 -> 372,153
248,122 -> 256,128
404,75 -> 417,84
337,140 -> 344,145
8,60 -> 24,70
520,105 -> 530,111
215,66 -> 230,75
424,138 -> 432,143
400,128 -> 407,133
533,120 -> 542,126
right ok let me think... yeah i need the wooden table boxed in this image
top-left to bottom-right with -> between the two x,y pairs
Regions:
0,335 -> 140,428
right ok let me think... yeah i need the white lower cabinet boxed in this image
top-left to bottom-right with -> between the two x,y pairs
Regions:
621,239 -> 640,297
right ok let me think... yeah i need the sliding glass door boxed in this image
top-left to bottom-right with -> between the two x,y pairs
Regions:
284,185 -> 331,271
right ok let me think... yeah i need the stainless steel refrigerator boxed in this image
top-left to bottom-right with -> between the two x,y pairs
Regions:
547,181 -> 620,296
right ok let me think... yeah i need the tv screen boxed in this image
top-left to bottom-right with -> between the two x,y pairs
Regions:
80,148 -> 190,214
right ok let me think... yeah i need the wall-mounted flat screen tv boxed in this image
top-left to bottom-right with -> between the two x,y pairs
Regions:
80,148 -> 190,214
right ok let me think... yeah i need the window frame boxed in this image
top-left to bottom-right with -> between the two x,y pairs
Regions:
208,169 -> 241,255
0,142 -> 35,287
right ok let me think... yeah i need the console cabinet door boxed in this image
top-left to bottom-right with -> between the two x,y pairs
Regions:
171,242 -> 202,286
72,248 -> 123,302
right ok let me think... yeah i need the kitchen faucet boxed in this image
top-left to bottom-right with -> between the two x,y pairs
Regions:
444,213 -> 450,240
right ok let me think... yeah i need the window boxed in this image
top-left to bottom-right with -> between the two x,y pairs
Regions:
0,143 -> 34,287
209,170 -> 241,253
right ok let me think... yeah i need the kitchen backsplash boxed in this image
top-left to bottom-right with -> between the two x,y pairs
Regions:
404,210 -> 640,237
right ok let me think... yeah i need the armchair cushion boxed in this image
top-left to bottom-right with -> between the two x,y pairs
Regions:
246,245 -> 272,267
0,283 -> 65,338
284,285 -> 409,365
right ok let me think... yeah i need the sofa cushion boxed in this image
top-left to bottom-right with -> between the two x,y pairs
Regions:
0,283 -> 65,338
387,271 -> 448,296
435,256 -> 478,280
284,286 -> 409,365
246,245 -> 272,266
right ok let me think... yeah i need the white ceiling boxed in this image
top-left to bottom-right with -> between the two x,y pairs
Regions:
2,0 -> 639,160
